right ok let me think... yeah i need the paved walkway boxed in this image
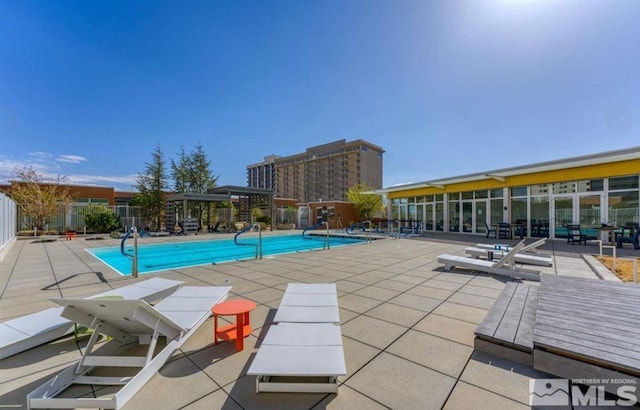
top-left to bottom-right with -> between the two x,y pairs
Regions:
0,232 -> 630,409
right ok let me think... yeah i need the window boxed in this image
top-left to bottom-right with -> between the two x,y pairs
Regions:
490,189 -> 503,198
474,190 -> 488,199
511,186 -> 527,197
552,182 -> 576,194
608,190 -> 639,226
530,185 -> 548,195
609,175 -> 639,190
577,179 -> 604,192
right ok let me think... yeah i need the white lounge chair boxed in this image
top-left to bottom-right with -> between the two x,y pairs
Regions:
438,241 -> 541,281
465,238 -> 552,267
27,284 -> 231,409
0,277 -> 183,360
273,283 -> 340,324
248,283 -> 346,393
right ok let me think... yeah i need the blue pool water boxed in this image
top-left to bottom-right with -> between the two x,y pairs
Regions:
88,234 -> 364,276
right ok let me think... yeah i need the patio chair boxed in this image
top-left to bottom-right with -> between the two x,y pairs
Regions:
465,238 -> 552,266
209,221 -> 221,233
615,222 -> 639,241
616,226 -> 640,250
566,224 -> 587,245
438,241 -> 541,281
498,222 -> 512,239
27,284 -> 231,409
485,222 -> 497,239
0,277 -> 183,360
248,283 -> 346,393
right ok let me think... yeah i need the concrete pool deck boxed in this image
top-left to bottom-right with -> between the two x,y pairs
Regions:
0,231 -> 635,409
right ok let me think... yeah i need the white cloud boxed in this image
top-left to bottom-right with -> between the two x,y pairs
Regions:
28,152 -> 53,160
56,154 -> 88,164
67,174 -> 137,187
0,157 -> 135,191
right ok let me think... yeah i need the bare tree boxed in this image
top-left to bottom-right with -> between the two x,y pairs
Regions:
8,166 -> 73,231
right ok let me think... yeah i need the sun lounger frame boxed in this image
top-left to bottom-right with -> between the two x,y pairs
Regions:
27,285 -> 231,409
0,277 -> 183,360
465,239 -> 552,267
438,241 -> 542,281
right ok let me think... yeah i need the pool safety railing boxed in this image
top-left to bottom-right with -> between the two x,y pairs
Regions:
120,226 -> 139,277
392,220 -> 402,239
302,222 -> 325,239
361,221 -> 373,243
302,222 -> 331,249
345,222 -> 364,235
234,223 -> 263,259
321,221 -> 330,250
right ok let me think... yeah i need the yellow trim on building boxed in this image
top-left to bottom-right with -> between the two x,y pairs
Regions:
388,159 -> 640,199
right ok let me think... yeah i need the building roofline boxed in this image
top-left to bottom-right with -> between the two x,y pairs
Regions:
377,145 -> 640,194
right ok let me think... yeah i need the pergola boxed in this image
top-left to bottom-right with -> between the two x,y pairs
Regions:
164,186 -> 274,230
208,185 -> 274,224
165,192 -> 231,225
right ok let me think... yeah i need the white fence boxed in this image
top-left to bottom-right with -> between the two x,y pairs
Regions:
0,193 -> 17,258
17,204 -> 144,233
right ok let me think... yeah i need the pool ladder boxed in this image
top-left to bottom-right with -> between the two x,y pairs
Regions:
120,226 -> 139,277
302,222 -> 331,249
234,223 -> 263,259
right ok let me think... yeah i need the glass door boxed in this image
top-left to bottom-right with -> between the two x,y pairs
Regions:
424,203 -> 434,231
579,194 -> 603,240
449,201 -> 460,232
530,196 -> 550,237
554,196 -> 573,238
476,201 -> 487,234
462,202 -> 473,232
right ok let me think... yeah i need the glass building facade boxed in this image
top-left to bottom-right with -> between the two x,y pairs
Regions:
384,147 -> 640,240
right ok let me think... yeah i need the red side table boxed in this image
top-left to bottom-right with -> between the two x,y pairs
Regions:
212,299 -> 256,352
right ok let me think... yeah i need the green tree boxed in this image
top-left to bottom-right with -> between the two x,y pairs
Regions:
136,145 -> 168,231
8,166 -> 73,230
170,142 -> 219,225
170,146 -> 189,194
83,204 -> 121,233
346,183 -> 383,221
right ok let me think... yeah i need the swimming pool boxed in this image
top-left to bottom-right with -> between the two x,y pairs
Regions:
88,234 -> 365,276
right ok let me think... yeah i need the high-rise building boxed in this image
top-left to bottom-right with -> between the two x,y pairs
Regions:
247,139 -> 384,203
246,155 -> 279,190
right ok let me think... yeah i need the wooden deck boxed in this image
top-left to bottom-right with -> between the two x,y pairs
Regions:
476,274 -> 640,393
474,282 -> 538,365
533,275 -> 640,387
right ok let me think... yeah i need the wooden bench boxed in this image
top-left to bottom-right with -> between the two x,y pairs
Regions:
474,282 -> 538,365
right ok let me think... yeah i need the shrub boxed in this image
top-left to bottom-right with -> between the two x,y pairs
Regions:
256,215 -> 271,225
85,209 -> 121,233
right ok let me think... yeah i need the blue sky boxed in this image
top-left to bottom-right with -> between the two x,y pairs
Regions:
1,0 -> 638,191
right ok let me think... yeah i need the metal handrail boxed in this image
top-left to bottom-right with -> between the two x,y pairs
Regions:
393,220 -> 402,239
345,222 -> 364,235
321,221 -> 330,250
234,223 -> 262,259
120,226 -> 138,277
302,222 -> 325,239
